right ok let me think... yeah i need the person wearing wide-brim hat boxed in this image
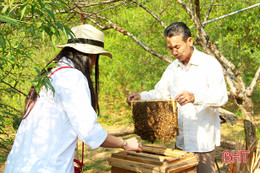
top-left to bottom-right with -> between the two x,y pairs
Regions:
4,24 -> 142,173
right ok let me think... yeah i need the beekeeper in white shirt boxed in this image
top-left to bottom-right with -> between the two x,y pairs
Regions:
127,22 -> 228,173
5,24 -> 142,173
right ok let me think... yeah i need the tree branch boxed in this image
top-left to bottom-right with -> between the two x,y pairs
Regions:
203,0 -> 214,27
248,66 -> 260,96
177,0 -> 246,97
73,0 -> 123,8
176,0 -> 193,17
219,108 -> 237,125
85,14 -> 173,63
74,0 -> 127,19
206,40 -> 246,90
195,0 -> 201,23
191,3 -> 260,28
131,0 -> 167,28
0,80 -> 27,96
223,66 -> 238,95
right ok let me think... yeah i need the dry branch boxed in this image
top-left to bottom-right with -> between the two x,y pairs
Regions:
248,67 -> 260,96
195,0 -> 201,22
176,0 -> 193,17
203,0 -> 214,27
131,0 -> 167,28
191,3 -> 260,28
84,14 -> 173,63
0,80 -> 27,96
206,41 -> 246,90
219,108 -> 237,125
73,0 -> 123,8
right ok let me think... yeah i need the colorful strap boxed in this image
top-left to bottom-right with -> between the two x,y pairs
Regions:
48,66 -> 72,77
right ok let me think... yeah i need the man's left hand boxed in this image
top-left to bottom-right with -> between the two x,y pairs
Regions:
175,91 -> 195,106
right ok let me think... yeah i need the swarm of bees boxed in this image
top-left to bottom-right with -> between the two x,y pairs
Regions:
131,100 -> 178,143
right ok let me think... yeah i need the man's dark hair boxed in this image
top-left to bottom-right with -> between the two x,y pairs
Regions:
164,22 -> 191,41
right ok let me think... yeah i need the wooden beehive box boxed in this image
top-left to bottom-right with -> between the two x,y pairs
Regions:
108,145 -> 198,173
131,99 -> 178,143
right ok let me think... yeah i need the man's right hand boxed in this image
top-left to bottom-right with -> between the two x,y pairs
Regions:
126,92 -> 141,106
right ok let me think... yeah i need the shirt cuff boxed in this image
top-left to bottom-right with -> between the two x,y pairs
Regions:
82,123 -> 108,149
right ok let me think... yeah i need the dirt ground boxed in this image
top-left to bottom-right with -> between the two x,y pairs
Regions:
1,114 -> 259,173
81,114 -> 260,173
77,113 -> 259,173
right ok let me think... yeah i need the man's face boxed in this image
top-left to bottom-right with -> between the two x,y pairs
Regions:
166,35 -> 193,66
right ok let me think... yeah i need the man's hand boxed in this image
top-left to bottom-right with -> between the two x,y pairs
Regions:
126,92 -> 141,106
175,91 -> 195,106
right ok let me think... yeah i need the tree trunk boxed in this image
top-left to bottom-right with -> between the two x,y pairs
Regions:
236,97 -> 256,149
70,0 -> 259,150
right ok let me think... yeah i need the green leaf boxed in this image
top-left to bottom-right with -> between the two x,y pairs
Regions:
8,4 -> 19,15
56,22 -> 63,30
31,4 -> 35,17
46,61 -> 58,69
20,2 -> 29,20
0,32 -> 6,50
34,8 -> 44,17
0,111 -> 14,117
44,8 -> 56,21
0,15 -> 20,26
37,0 -> 45,8
1,4 -> 9,14
64,27 -> 75,41
0,115 -> 5,122
34,67 -> 41,75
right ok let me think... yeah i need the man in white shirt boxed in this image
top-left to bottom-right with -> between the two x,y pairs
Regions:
127,22 -> 228,173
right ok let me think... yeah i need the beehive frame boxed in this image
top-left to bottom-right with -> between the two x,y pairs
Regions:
131,99 -> 178,143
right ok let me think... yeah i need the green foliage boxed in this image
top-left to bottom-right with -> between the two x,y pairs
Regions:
0,0 -> 72,163
31,61 -> 58,95
202,0 -> 260,85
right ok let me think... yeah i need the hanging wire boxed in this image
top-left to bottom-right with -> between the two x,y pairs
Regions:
190,3 -> 260,28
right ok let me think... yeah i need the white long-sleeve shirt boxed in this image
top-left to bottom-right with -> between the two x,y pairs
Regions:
140,47 -> 228,152
4,57 -> 108,173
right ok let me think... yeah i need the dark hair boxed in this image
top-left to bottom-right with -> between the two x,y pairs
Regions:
164,22 -> 191,41
24,47 -> 99,118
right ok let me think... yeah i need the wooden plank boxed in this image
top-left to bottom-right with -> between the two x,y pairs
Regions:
126,151 -> 176,162
109,154 -> 198,173
142,146 -> 188,157
111,166 -> 136,173
111,152 -> 163,166
111,165 -> 197,173
164,153 -> 198,165
109,146 -> 199,173
164,156 -> 199,173
109,157 -> 162,173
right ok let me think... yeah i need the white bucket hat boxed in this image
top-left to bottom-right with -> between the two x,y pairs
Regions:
57,24 -> 112,58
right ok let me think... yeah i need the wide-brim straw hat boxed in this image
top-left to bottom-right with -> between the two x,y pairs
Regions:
57,24 -> 112,58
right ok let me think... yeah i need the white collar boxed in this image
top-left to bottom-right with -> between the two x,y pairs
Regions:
59,57 -> 75,68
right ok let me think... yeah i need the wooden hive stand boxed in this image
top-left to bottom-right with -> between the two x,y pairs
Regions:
109,145 -> 199,173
